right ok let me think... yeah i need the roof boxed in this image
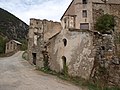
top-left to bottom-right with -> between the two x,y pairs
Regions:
60,0 -> 74,20
49,31 -> 61,40
12,40 -> 22,45
69,28 -> 102,35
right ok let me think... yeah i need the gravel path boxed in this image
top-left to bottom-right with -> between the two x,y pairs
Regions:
0,52 -> 82,90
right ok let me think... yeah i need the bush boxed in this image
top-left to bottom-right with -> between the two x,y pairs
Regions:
22,51 -> 28,60
95,14 -> 115,34
19,39 -> 28,51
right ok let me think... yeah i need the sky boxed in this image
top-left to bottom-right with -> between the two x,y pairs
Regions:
0,0 -> 72,24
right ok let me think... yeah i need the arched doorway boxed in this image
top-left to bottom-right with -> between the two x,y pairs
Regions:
62,56 -> 68,75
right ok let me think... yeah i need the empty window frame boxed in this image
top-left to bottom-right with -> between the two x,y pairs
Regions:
82,0 -> 87,4
80,23 -> 89,30
82,10 -> 87,18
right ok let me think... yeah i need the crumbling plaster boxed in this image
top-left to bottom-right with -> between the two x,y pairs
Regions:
48,29 -> 95,79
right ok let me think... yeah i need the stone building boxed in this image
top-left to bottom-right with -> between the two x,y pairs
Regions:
5,40 -> 22,53
28,19 -> 62,66
28,0 -> 120,86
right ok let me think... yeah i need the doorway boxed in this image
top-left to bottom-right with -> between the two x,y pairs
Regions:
62,56 -> 68,75
32,53 -> 36,65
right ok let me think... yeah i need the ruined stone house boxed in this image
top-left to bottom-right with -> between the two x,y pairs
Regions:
28,0 -> 120,86
5,40 -> 22,53
28,19 -> 62,66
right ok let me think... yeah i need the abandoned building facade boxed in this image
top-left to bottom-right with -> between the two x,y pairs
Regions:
28,0 -> 120,86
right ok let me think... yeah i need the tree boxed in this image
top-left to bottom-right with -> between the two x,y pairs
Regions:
0,35 -> 6,54
19,39 -> 28,51
95,14 -> 115,34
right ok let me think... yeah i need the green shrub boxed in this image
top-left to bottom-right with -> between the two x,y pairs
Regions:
22,51 -> 28,60
95,14 -> 115,34
19,39 -> 28,51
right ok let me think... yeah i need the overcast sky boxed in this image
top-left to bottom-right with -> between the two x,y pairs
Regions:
0,0 -> 72,24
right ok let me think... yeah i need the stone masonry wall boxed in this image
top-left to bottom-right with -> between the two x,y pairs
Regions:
28,19 -> 44,68
91,3 -> 120,87
91,33 -> 120,87
28,18 -> 62,69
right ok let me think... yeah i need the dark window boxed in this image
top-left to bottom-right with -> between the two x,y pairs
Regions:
14,44 -> 16,49
101,46 -> 105,50
64,18 -> 67,29
80,23 -> 89,30
63,39 -> 67,46
82,10 -> 87,18
30,22 -> 33,25
82,0 -> 87,4
36,22 -> 39,24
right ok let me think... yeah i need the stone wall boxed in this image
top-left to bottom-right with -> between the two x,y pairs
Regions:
61,0 -> 93,30
92,3 -> 120,87
92,3 -> 120,32
28,18 -> 62,68
27,1 -> 120,87
47,33 -> 62,72
28,19 -> 44,67
91,33 -> 120,87
47,29 -> 95,79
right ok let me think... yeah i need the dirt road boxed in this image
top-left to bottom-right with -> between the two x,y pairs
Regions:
0,52 -> 82,90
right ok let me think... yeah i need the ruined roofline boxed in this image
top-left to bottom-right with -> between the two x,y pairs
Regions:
92,2 -> 120,5
48,29 -> 102,40
30,18 -> 61,24
48,31 -> 61,40
69,28 -> 102,35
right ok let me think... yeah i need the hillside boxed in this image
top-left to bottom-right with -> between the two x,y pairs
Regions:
0,8 -> 29,54
0,8 -> 29,40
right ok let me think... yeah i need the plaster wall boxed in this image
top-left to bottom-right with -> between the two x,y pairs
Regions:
48,29 -> 95,79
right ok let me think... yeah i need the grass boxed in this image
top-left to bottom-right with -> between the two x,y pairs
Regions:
25,53 -> 119,90
38,67 -> 120,90
0,51 -> 16,57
